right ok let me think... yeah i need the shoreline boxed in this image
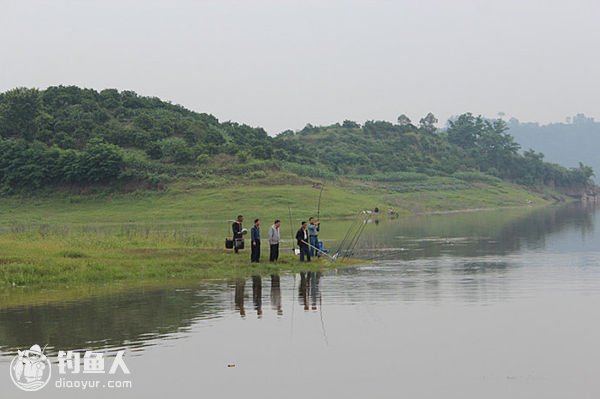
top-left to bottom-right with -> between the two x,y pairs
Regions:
0,180 -> 566,307
0,253 -> 358,309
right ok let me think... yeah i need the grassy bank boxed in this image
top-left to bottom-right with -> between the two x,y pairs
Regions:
0,178 -> 563,302
0,177 -> 553,225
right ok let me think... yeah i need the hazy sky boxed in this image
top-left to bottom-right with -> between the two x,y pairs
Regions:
1,0 -> 599,133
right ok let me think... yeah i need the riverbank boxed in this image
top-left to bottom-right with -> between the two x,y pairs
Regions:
0,177 -> 557,225
0,178 -> 565,301
0,248 -> 349,308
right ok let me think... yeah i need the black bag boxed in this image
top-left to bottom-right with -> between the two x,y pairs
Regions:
225,238 -> 234,249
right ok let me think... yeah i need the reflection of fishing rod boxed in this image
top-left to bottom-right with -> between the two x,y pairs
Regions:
319,292 -> 328,346
290,273 -> 296,339
361,248 -> 411,261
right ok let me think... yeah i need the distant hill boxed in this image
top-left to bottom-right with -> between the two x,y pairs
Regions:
0,86 -> 593,193
508,114 -> 600,182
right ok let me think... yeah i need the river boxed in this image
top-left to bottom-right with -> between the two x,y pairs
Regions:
1,203 -> 599,398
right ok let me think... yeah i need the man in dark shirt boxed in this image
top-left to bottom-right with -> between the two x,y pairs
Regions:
232,215 -> 244,254
295,221 -> 311,262
250,218 -> 261,263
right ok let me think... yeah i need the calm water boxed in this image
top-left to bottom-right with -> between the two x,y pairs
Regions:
2,203 -> 600,398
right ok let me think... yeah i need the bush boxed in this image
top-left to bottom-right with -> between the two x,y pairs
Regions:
352,172 -> 429,182
249,170 -> 267,179
282,162 -> 337,180
80,138 -> 124,182
158,137 -> 193,164
452,171 -> 502,184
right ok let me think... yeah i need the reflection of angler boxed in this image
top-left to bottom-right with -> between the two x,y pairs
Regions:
234,279 -> 246,317
299,272 -> 309,310
298,272 -> 320,311
252,276 -> 263,318
270,275 -> 283,316
310,272 -> 321,311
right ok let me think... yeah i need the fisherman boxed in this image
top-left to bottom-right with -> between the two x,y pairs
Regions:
232,215 -> 244,254
250,218 -> 261,263
308,217 -> 320,257
268,219 -> 281,262
296,221 -> 311,262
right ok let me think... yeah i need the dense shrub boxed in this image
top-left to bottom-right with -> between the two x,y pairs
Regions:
0,86 -> 593,191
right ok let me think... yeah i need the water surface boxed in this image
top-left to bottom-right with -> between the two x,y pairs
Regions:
1,203 -> 599,398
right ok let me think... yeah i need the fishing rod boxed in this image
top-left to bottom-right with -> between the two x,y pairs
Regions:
345,219 -> 369,258
288,206 -> 296,253
337,218 -> 364,259
300,240 -> 335,260
339,217 -> 369,260
316,183 -> 325,221
334,217 -> 361,258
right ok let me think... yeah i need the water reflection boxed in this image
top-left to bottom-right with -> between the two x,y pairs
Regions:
299,272 -> 322,311
270,275 -> 282,316
355,202 -> 597,260
0,203 -> 598,361
234,279 -> 246,318
252,276 -> 262,318
0,284 -> 227,359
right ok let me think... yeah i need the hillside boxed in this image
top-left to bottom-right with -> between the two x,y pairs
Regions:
0,86 -> 593,194
508,114 -> 600,182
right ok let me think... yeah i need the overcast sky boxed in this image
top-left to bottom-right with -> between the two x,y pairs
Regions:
1,0 -> 599,133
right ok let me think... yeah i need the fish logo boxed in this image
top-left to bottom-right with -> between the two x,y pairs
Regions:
10,344 -> 52,392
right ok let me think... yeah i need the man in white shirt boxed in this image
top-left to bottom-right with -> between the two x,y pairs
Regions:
268,220 -> 281,262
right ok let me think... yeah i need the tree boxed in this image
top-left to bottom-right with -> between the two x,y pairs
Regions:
419,113 -> 438,134
158,137 -> 193,164
477,119 -> 519,174
134,114 -> 154,130
0,85 -> 593,192
397,114 -> 412,127
81,138 -> 124,182
0,88 -> 41,140
342,120 -> 360,129
57,148 -> 83,183
447,113 -> 484,149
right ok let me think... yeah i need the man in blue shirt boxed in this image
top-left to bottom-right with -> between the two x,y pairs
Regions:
308,217 -> 320,257
250,218 -> 261,263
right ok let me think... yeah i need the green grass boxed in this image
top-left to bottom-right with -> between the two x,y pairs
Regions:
0,177 -> 566,306
0,237 -> 339,287
0,178 -> 554,225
